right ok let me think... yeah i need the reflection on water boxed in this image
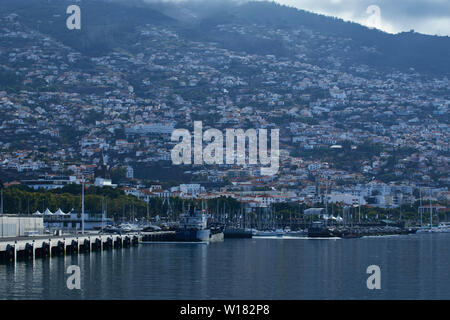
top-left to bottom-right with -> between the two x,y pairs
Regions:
1,234 -> 449,299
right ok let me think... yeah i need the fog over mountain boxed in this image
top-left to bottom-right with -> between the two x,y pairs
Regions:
137,0 -> 450,36
277,0 -> 450,36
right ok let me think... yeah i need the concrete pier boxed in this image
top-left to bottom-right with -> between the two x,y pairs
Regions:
0,231 -> 173,263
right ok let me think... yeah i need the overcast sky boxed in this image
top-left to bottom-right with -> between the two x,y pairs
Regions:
141,0 -> 450,36
275,0 -> 450,36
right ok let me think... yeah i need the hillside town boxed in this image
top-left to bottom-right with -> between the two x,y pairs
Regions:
0,12 -> 448,213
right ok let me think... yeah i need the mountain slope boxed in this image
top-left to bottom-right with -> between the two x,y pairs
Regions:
190,1 -> 450,76
1,0 -> 449,76
0,0 -> 176,56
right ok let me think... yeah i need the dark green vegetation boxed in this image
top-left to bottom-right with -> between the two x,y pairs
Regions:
0,71 -> 21,91
0,185 -> 242,221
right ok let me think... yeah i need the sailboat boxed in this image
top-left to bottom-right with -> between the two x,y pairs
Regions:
252,205 -> 285,237
224,202 -> 253,238
416,188 -> 443,233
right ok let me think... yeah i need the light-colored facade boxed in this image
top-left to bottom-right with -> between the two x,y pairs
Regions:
0,215 -> 44,238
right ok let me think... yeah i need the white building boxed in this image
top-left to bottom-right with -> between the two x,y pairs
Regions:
22,176 -> 77,190
170,184 -> 205,198
94,178 -> 117,188
326,193 -> 366,206
126,166 -> 134,179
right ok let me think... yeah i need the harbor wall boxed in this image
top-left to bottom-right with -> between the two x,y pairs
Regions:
0,216 -> 44,238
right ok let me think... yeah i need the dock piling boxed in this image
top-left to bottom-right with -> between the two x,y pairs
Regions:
0,232 -> 171,264
32,240 -> 35,261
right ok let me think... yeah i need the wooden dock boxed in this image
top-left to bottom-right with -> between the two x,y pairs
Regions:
0,231 -> 175,263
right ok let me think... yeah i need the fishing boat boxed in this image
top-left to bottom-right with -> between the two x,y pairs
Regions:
416,226 -> 433,233
223,227 -> 253,238
340,229 -> 362,239
253,229 -> 284,237
283,227 -> 307,237
209,225 -> 225,242
175,209 -> 213,242
307,221 -> 338,238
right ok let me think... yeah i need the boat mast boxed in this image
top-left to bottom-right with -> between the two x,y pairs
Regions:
325,179 -> 328,216
429,188 -> 433,227
81,174 -> 85,235
216,199 -> 219,224
105,197 -> 107,231
289,209 -> 292,230
167,197 -> 172,221
419,187 -> 422,227
358,197 -> 361,224
324,179 -> 329,227
242,202 -> 245,229
101,196 -> 104,232
343,207 -> 346,227
0,188 -> 3,215
122,201 -> 125,223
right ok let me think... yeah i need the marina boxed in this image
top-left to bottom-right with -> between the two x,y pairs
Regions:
0,223 -> 422,264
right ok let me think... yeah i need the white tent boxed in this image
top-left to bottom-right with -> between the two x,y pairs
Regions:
33,210 -> 42,216
43,208 -> 53,215
54,208 -> 67,216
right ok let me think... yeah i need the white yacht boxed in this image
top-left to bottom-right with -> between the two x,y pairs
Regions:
432,222 -> 450,233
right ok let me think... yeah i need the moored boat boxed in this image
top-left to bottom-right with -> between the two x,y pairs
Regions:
307,221 -> 338,238
175,209 -> 211,242
224,227 -> 253,238
253,230 -> 283,237
209,225 -> 225,242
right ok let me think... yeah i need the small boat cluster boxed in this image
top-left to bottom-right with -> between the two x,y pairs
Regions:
416,222 -> 450,233
251,227 -> 307,237
102,222 -> 162,234
306,221 -> 418,238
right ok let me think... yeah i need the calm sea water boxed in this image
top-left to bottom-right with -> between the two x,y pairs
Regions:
1,233 -> 449,300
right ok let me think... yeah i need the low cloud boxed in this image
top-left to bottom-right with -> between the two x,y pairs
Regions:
276,0 -> 450,35
114,0 -> 450,36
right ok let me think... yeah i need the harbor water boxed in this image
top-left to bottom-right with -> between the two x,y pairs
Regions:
1,233 -> 449,299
